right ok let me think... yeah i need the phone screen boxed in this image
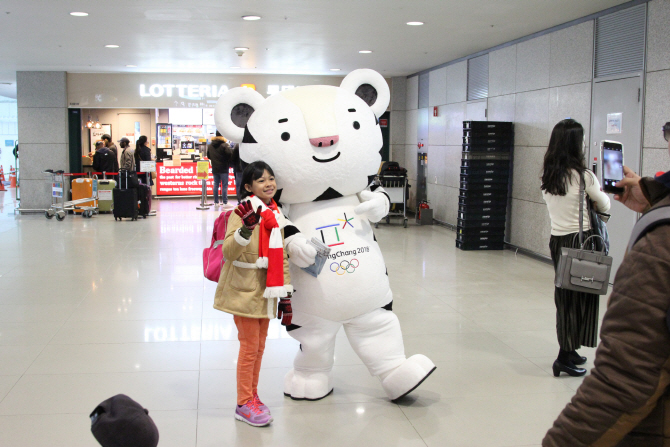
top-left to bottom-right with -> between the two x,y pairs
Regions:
602,142 -> 623,192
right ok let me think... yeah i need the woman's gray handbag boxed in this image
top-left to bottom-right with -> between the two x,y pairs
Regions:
554,175 -> 613,295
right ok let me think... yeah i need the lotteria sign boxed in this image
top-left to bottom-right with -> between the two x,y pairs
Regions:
139,83 -> 298,99
67,73 -> 349,108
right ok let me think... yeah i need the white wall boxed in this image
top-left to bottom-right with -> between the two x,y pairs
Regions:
0,100 -> 18,172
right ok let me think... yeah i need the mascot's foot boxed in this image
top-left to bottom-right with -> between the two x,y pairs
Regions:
284,369 -> 333,401
381,354 -> 436,401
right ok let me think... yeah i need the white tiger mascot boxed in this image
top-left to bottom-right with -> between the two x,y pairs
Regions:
214,69 -> 435,401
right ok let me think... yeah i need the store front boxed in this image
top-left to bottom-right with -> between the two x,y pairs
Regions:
67,72 -> 364,198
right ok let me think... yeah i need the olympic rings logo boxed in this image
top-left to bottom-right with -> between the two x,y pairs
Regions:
330,259 -> 359,275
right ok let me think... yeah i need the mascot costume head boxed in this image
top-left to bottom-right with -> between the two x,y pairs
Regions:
215,69 -> 435,402
214,69 -> 389,204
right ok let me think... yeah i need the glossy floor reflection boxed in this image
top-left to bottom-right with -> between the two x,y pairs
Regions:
0,196 -> 603,447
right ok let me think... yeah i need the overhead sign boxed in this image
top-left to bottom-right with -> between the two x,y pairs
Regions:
67,73 -> 362,109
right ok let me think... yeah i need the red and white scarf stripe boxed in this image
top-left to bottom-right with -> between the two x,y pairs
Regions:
248,196 -> 287,299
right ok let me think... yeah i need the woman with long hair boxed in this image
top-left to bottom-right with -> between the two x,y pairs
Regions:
134,135 -> 152,185
541,119 -> 610,377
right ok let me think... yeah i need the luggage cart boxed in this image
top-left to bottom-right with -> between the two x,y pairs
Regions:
375,173 -> 408,228
43,170 -> 98,220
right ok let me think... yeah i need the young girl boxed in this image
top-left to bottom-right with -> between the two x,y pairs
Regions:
213,161 -> 293,427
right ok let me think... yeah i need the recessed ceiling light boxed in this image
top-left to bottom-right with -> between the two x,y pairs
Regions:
234,47 -> 249,51
126,65 -> 136,67
359,50 -> 372,54
407,21 -> 424,26
242,15 -> 261,21
105,44 -> 119,48
70,12 -> 88,17
330,68 -> 341,71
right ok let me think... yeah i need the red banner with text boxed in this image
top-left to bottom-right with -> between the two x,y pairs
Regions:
156,162 -> 236,196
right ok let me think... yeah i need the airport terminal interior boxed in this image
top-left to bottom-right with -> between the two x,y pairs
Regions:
1,1 -> 670,446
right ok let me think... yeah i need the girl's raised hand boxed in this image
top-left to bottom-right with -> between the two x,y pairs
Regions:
235,201 -> 263,230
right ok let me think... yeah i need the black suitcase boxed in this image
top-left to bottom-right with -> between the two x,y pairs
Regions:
113,188 -> 138,221
117,169 -> 139,189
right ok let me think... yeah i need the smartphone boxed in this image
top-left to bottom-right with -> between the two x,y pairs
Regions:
600,140 -> 624,194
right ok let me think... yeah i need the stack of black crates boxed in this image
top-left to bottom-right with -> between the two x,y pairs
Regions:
457,121 -> 514,250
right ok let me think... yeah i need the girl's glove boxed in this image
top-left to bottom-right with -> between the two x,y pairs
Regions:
235,200 -> 262,231
277,297 -> 293,326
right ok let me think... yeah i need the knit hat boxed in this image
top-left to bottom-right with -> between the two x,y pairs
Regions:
90,394 -> 159,447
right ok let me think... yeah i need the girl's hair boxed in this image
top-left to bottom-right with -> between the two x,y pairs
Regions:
238,161 -> 275,201
541,119 -> 586,196
135,135 -> 147,151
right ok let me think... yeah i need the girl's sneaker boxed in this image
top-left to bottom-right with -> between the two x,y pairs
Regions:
235,399 -> 272,427
253,392 -> 270,414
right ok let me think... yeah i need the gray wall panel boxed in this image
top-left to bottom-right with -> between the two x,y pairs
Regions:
550,21 -> 594,87
489,45 -> 517,97
405,109 -> 418,145
514,89 -> 550,147
18,178 -> 53,209
487,94 -> 516,122
509,199 -> 552,257
446,61 -> 468,104
444,102 -> 467,146
417,108 -> 430,144
428,106 -> 447,146
418,73 -> 430,109
511,146 -> 545,204
548,82 -> 592,149
428,67 -> 447,107
516,35 -> 551,93
642,148 -> 670,177
390,110 -> 406,145
647,0 -> 670,72
17,108 -> 68,144
19,143 -> 68,180
643,70 -> 670,149
17,72 -> 67,109
406,76 -> 419,111
391,77 -> 407,111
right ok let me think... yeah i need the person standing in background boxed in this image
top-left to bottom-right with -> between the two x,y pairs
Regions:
231,143 -> 246,198
118,137 -> 135,171
102,134 -> 118,160
542,123 -> 670,447
207,131 -> 232,207
92,140 -> 119,174
541,119 -> 610,377
134,135 -> 152,185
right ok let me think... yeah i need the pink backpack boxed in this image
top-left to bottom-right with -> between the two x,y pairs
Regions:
203,209 -> 234,282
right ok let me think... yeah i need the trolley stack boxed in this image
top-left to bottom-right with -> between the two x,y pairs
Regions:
457,121 -> 514,250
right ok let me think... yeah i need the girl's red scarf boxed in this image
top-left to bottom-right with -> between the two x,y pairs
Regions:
250,196 -> 287,299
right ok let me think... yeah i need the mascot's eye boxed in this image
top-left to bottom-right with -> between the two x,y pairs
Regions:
353,121 -> 360,130
281,132 -> 290,141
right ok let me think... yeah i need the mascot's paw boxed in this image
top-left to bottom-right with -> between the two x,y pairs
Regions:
381,354 -> 436,401
284,369 -> 333,401
354,190 -> 389,223
286,234 -> 318,268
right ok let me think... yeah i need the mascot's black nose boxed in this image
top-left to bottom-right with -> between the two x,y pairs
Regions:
309,135 -> 339,148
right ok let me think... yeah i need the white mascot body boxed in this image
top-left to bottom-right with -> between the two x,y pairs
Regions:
215,69 -> 435,401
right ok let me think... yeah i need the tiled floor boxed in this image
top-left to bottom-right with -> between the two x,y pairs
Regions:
0,191 -> 606,446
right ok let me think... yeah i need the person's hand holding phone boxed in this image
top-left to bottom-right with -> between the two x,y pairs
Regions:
614,166 -> 650,213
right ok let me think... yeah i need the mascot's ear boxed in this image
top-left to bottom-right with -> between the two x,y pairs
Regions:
214,87 -> 265,142
340,69 -> 390,118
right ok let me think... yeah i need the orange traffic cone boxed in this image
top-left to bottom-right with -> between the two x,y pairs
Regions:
0,166 -> 5,183
9,166 -> 16,188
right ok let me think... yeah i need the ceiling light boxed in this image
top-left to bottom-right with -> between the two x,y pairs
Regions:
359,50 -> 372,54
126,64 -> 136,67
70,12 -> 88,17
105,44 -> 119,48
407,21 -> 424,26
242,15 -> 261,21
234,47 -> 249,51
330,68 -> 341,71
